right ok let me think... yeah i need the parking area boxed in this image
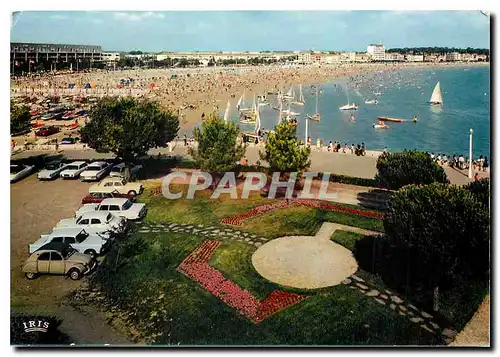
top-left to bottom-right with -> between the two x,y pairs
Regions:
11,173 -> 93,314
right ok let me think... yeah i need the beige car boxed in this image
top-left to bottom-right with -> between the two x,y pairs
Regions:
22,242 -> 97,280
89,177 -> 143,197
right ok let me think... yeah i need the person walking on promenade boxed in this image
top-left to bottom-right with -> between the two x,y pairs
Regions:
361,142 -> 366,156
350,143 -> 355,154
383,147 -> 388,153
316,138 -> 321,151
483,157 -> 488,172
328,141 -> 333,152
474,172 -> 479,181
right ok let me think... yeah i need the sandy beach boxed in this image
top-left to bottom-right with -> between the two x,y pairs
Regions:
11,62 -> 489,137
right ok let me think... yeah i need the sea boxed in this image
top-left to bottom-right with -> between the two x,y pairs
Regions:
239,65 -> 491,159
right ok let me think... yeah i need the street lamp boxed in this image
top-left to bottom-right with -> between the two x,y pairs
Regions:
469,128 -> 473,179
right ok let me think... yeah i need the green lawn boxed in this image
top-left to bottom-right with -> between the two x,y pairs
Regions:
138,185 -> 384,237
331,230 -> 368,251
91,230 -> 440,345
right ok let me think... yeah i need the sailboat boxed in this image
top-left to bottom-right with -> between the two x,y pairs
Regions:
223,100 -> 230,122
291,84 -> 305,106
429,82 -> 443,105
238,91 -> 253,113
307,87 -> 321,122
339,85 -> 358,111
283,85 -> 295,100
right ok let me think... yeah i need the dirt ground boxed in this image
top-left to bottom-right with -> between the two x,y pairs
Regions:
10,173 -> 129,344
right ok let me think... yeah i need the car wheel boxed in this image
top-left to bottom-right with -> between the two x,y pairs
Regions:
68,268 -> 82,280
25,272 -> 38,280
84,249 -> 97,258
127,190 -> 137,197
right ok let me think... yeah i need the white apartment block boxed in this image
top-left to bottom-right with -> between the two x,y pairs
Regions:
101,52 -> 120,63
445,52 -> 461,61
367,44 -> 385,61
298,52 -> 312,64
405,54 -> 424,62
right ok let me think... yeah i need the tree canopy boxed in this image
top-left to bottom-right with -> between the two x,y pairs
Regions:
260,121 -> 311,175
11,100 -> 31,135
375,150 -> 449,190
188,113 -> 246,172
80,97 -> 179,161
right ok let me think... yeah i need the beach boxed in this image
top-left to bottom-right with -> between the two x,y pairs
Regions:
11,62 -> 489,137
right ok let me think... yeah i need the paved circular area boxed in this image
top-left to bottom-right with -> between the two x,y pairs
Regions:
252,236 -> 358,289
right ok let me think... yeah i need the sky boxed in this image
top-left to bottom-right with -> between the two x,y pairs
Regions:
10,11 -> 490,52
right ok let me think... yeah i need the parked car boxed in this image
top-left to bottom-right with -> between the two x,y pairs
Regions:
60,137 -> 75,145
60,161 -> 88,179
29,227 -> 111,257
75,198 -> 147,221
40,113 -> 54,120
55,211 -> 128,236
22,242 -> 97,280
81,191 -> 136,204
37,159 -> 68,180
10,164 -> 35,183
110,163 -> 143,180
35,125 -> 60,137
79,161 -> 112,182
89,177 -> 143,197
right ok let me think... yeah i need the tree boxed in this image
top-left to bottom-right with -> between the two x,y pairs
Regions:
80,97 -> 179,161
464,178 -> 490,210
260,121 -> 311,176
11,100 -> 31,135
375,150 -> 449,190
188,113 -> 245,173
383,183 -> 490,309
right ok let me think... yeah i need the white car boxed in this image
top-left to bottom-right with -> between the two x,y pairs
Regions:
55,211 -> 128,236
60,161 -> 88,179
11,164 -> 35,183
75,198 -> 147,221
29,228 -> 111,257
110,163 -> 142,180
79,161 -> 112,182
89,177 -> 143,197
37,160 -> 69,180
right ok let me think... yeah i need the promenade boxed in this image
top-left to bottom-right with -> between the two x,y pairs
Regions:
12,140 -> 488,186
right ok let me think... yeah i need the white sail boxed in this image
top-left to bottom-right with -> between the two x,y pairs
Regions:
299,84 -> 305,103
223,100 -> 230,122
430,82 -> 443,104
286,86 -> 293,97
315,88 -> 319,113
237,93 -> 244,107
254,105 -> 261,133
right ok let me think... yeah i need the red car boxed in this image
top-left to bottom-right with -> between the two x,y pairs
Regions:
81,191 -> 136,204
35,126 -> 60,137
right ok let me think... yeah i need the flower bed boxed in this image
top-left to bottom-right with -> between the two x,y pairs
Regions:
220,199 -> 384,226
178,240 -> 307,323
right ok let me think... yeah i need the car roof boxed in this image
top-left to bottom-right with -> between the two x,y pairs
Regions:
100,177 -> 124,183
88,161 -> 108,167
112,163 -> 125,168
49,227 -> 86,236
78,211 -> 112,219
68,161 -> 87,165
99,198 -> 129,205
35,241 -> 71,253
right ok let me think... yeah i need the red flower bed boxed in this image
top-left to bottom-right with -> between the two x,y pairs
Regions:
220,198 -> 383,226
178,240 -> 307,323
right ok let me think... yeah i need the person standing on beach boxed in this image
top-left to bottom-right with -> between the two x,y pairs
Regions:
483,157 -> 488,172
361,142 -> 366,156
183,134 -> 188,146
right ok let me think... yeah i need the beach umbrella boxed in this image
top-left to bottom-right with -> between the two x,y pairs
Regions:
149,83 -> 156,89
68,83 -> 75,89
84,83 -> 91,89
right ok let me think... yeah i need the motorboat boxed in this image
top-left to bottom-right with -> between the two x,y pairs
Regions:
307,113 -> 321,122
364,99 -> 378,105
339,103 -> 358,111
377,116 -> 406,123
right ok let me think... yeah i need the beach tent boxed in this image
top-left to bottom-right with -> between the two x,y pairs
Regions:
84,83 -> 92,89
171,74 -> 177,79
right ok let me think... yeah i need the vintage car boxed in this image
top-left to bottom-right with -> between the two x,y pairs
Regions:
10,164 -> 35,183
60,161 -> 88,179
75,198 -> 147,221
35,125 -> 60,136
55,211 -> 127,236
37,159 -> 68,180
109,163 -> 143,180
81,191 -> 136,204
89,177 -> 143,197
22,242 -> 97,280
29,227 -> 111,257
79,161 -> 112,182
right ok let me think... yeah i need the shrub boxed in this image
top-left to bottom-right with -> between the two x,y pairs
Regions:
375,150 -> 449,190
464,178 -> 490,210
383,183 -> 490,291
